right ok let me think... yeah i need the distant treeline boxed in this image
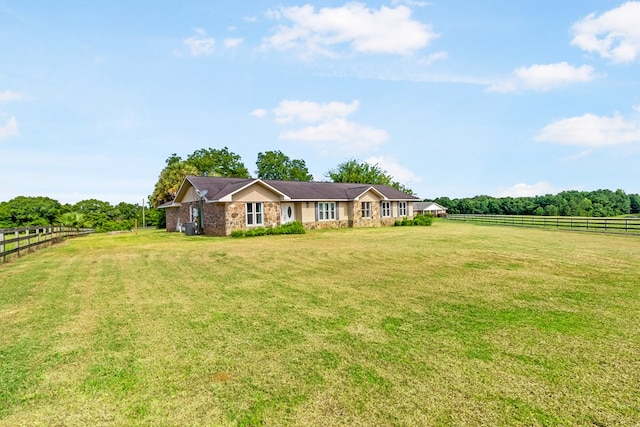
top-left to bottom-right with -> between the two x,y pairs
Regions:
434,189 -> 640,217
0,196 -> 163,232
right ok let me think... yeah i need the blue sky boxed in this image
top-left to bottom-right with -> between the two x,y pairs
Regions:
1,1 -> 639,205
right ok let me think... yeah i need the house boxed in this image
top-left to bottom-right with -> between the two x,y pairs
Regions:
160,176 -> 420,236
413,201 -> 448,217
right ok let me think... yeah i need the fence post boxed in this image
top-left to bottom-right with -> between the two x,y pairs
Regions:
0,232 -> 4,262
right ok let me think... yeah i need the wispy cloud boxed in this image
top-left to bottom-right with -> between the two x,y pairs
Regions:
0,117 -> 19,140
224,38 -> 243,48
255,99 -> 388,155
262,3 -> 438,58
0,90 -> 27,102
365,155 -> 422,185
250,108 -> 268,118
273,99 -> 360,124
571,1 -> 640,63
183,28 -> 215,56
497,181 -> 559,197
536,110 -> 640,147
488,62 -> 598,93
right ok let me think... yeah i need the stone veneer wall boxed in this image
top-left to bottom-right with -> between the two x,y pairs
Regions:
203,201 -> 281,236
352,201 -> 382,228
303,219 -> 351,230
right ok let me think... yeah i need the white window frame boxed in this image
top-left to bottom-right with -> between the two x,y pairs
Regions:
246,202 -> 263,226
398,201 -> 407,217
318,202 -> 336,221
381,201 -> 391,217
362,201 -> 371,218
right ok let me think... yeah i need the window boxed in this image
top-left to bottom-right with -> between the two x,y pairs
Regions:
362,201 -> 371,218
318,202 -> 336,221
381,201 -> 391,217
246,202 -> 263,226
398,201 -> 407,217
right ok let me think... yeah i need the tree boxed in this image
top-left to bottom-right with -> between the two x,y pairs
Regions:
150,157 -> 199,207
630,194 -> 640,214
0,196 -> 61,227
326,159 -> 415,195
255,150 -> 313,181
186,147 -> 250,178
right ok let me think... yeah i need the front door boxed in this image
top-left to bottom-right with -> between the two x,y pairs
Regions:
281,203 -> 295,224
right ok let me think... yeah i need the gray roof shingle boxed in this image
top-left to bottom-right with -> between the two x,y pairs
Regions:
183,176 -> 419,202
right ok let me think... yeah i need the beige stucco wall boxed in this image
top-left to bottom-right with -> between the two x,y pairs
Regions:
180,187 -> 200,203
233,184 -> 281,202
299,202 -> 316,223
358,191 -> 381,202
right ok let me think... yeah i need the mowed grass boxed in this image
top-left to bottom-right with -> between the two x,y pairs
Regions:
0,222 -> 639,426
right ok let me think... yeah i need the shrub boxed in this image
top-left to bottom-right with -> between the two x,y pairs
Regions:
231,221 -> 306,238
394,214 -> 433,227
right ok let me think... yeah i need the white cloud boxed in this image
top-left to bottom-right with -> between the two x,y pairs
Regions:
392,0 -> 431,7
497,182 -> 559,197
571,1 -> 640,63
365,155 -> 422,184
536,111 -> 640,147
224,38 -> 243,48
280,118 -> 388,154
183,29 -> 215,56
0,90 -> 27,102
488,62 -> 598,93
262,3 -> 438,58
264,99 -> 387,155
250,108 -> 268,118
0,116 -> 19,140
273,100 -> 359,124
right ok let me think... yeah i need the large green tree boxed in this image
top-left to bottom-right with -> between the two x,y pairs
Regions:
187,147 -> 250,178
150,156 -> 199,207
150,148 -> 250,208
255,150 -> 313,181
0,196 -> 61,227
326,159 -> 414,195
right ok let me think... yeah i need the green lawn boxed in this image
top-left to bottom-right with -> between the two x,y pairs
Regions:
1,223 -> 639,426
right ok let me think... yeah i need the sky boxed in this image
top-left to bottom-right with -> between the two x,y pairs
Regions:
1,0 -> 639,205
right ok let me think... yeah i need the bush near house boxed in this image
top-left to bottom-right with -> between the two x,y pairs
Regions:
231,221 -> 306,238
395,213 -> 434,226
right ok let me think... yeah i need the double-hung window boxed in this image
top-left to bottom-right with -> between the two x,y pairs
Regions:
398,201 -> 407,217
362,201 -> 372,218
246,202 -> 263,226
318,202 -> 336,221
381,201 -> 391,217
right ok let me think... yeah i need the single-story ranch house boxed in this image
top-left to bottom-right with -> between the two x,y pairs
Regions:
413,201 -> 448,217
160,176 -> 420,236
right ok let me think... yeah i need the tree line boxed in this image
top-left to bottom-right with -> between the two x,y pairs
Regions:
434,189 -> 640,217
0,196 -> 162,232
3,146 -> 638,231
1,147 -> 409,231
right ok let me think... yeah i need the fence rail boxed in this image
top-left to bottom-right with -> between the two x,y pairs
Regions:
447,214 -> 640,235
1,226 -> 94,262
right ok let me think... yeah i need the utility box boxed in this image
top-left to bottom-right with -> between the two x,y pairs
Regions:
184,222 -> 197,236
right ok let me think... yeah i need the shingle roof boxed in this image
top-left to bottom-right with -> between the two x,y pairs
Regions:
180,176 -> 419,203
414,201 -> 447,211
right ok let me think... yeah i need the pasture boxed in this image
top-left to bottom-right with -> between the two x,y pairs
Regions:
0,222 -> 638,426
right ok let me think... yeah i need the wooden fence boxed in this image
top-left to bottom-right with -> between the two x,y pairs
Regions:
0,226 -> 94,263
447,214 -> 640,235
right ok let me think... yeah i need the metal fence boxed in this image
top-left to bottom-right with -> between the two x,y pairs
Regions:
447,214 -> 640,235
0,226 -> 94,262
